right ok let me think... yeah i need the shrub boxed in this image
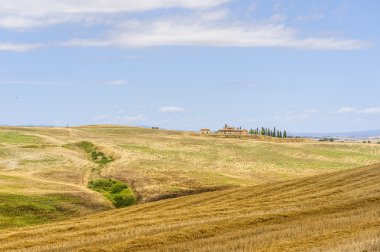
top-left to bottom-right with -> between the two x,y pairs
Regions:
66,141 -> 113,165
75,141 -> 94,153
112,190 -> 136,208
88,179 -> 136,208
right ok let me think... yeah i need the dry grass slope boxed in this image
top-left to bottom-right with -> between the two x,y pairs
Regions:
1,125 -> 380,230
0,163 -> 379,252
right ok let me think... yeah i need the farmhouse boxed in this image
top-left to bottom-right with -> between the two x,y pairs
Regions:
217,124 -> 248,135
200,128 -> 211,134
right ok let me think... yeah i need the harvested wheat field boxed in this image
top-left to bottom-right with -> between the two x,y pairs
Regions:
1,125 -> 380,229
0,125 -> 380,251
0,163 -> 379,251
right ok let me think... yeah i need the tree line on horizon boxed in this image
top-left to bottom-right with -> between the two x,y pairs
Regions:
249,127 -> 287,138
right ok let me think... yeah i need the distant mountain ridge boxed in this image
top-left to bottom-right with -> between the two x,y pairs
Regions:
292,129 -> 380,139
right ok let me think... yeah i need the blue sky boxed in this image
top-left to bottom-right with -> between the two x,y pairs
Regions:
0,0 -> 379,132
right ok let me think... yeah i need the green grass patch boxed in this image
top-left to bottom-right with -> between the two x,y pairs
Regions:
0,193 -> 86,229
65,141 -> 113,165
88,178 -> 136,208
0,132 -> 42,145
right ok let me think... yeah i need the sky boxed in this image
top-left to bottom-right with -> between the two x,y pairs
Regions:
0,0 -> 379,133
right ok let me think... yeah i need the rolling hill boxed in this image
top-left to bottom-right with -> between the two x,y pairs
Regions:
1,125 -> 380,231
0,163 -> 379,251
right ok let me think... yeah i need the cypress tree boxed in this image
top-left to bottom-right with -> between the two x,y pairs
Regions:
283,130 -> 287,138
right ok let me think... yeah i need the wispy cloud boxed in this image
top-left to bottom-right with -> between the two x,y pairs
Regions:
335,107 -> 380,114
64,16 -> 369,50
0,1 -> 370,52
159,106 -> 185,113
106,80 -> 128,86
0,0 -> 230,29
0,43 -> 42,52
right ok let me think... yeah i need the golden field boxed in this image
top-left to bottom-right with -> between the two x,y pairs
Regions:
0,163 -> 379,251
0,125 -> 379,251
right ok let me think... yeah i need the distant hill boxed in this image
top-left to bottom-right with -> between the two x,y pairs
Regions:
291,129 -> 380,139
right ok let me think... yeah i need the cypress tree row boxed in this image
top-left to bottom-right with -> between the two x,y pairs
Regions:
249,126 -> 288,138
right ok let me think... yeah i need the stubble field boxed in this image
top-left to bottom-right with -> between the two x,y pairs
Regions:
0,125 -> 379,251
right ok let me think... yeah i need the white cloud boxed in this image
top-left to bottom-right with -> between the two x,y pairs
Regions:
159,106 -> 185,113
0,0 -> 230,29
0,16 -> 66,30
0,0 -> 369,52
335,107 -> 380,114
0,43 -> 42,52
335,107 -> 357,114
363,107 -> 380,114
107,80 -> 128,86
64,17 -> 369,50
